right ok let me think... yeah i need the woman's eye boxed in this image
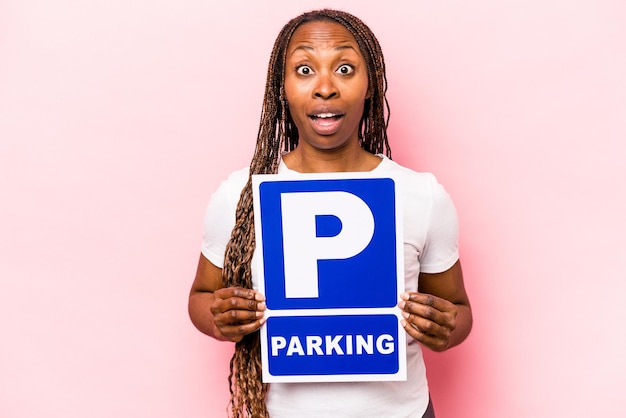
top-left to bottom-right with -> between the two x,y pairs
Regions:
337,65 -> 354,75
296,65 -> 313,75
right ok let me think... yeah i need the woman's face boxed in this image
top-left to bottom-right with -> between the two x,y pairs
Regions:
284,20 -> 370,152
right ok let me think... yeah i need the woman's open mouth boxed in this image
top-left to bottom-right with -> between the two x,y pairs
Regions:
308,113 -> 344,135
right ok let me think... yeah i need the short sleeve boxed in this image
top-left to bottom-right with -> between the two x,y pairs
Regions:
418,179 -> 459,273
201,169 -> 248,268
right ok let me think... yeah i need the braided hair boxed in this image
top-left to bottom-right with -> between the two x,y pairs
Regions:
221,9 -> 391,417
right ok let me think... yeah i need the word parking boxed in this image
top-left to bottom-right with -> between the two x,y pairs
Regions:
270,333 -> 396,357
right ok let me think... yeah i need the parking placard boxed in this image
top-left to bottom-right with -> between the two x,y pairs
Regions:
252,171 -> 406,383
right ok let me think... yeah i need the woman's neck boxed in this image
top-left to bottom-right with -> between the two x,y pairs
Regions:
282,145 -> 382,173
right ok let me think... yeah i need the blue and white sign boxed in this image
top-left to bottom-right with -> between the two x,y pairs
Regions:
252,171 -> 406,383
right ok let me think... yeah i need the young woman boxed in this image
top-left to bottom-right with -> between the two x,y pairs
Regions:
189,9 -> 472,418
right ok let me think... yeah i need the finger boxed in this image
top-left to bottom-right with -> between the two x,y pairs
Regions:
401,319 -> 449,352
398,300 -> 455,331
400,292 -> 453,312
212,296 -> 266,316
215,306 -> 265,326
401,311 -> 450,337
226,297 -> 266,312
215,287 -> 266,303
220,317 -> 267,342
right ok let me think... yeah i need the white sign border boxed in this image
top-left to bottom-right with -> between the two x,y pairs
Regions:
252,171 -> 406,383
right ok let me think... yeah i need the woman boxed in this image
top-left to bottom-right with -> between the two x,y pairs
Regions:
189,9 -> 472,418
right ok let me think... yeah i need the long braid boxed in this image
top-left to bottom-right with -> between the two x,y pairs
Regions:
221,9 -> 391,417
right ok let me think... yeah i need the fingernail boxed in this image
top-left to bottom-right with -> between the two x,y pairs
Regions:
257,302 -> 266,310
401,311 -> 409,319
398,301 -> 406,309
400,292 -> 409,300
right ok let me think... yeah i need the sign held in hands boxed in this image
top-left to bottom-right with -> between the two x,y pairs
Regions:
252,171 -> 406,383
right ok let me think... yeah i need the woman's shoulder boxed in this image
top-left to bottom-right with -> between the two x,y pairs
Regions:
219,166 -> 249,188
376,157 -> 456,211
208,166 -> 250,203
377,156 -> 440,186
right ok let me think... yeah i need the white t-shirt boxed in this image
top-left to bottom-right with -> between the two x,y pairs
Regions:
202,155 -> 459,418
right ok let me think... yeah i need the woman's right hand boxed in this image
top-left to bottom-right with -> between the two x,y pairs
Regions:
210,287 -> 266,342
189,255 -> 266,342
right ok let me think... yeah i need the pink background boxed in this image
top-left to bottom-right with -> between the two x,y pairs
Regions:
1,1 -> 625,417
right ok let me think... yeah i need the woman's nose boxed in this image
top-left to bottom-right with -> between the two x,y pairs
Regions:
313,73 -> 338,99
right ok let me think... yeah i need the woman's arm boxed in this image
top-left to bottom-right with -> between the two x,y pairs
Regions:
188,254 -> 266,342
398,260 -> 472,351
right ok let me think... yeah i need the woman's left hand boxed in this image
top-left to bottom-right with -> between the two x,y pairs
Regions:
398,292 -> 458,352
